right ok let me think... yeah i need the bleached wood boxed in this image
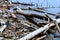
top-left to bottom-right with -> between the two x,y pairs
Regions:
10,13 -> 17,18
0,25 -> 7,32
18,19 -> 60,40
55,21 -> 60,33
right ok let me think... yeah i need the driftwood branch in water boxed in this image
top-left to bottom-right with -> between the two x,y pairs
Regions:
21,7 -> 45,13
13,8 -> 48,21
12,2 -> 34,6
13,8 -> 54,27
45,13 -> 53,21
18,18 -> 60,40
21,7 -> 59,17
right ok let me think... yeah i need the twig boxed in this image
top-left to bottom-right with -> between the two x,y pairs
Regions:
36,35 -> 46,40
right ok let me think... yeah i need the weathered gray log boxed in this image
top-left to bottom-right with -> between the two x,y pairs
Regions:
21,8 -> 58,17
21,7 -> 45,13
12,2 -> 34,6
14,8 -> 49,26
18,18 -> 60,40
14,8 -> 48,21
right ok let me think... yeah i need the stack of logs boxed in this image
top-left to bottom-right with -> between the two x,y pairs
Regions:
0,1 -> 60,40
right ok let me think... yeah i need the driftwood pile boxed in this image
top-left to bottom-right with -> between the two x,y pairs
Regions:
0,1 -> 60,40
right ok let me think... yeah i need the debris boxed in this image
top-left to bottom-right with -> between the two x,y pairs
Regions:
0,1 -> 60,40
19,19 -> 60,40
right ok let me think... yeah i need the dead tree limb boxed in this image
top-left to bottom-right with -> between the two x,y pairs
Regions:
54,21 -> 60,33
18,23 -> 54,40
12,2 -> 34,6
18,18 -> 60,40
45,13 -> 53,21
21,8 -> 58,17
14,8 -> 48,21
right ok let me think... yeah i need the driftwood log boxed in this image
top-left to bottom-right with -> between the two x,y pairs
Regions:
13,8 -> 55,27
21,7 -> 60,17
13,8 -> 51,27
13,8 -> 49,21
18,18 -> 60,40
0,19 -> 7,33
12,2 -> 34,6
